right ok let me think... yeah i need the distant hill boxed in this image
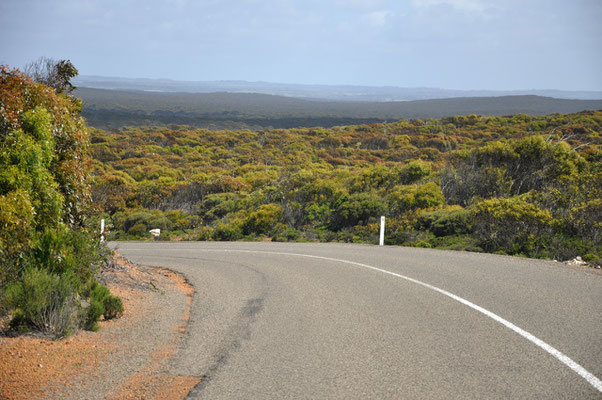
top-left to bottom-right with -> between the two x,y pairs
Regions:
73,75 -> 602,101
75,87 -> 602,130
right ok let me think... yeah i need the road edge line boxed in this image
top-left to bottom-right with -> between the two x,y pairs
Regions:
213,249 -> 602,393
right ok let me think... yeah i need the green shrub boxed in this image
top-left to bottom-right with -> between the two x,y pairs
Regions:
83,283 -> 124,328
320,230 -> 338,242
86,285 -> 110,330
123,211 -> 151,232
0,190 -> 36,286
583,253 -> 602,267
397,160 -> 432,184
103,295 -> 124,320
283,227 -> 301,242
201,193 -> 242,222
27,226 -> 103,285
83,278 -> 99,298
407,240 -> 432,248
330,193 -> 386,230
0,64 -> 122,337
471,197 -> 553,256
3,268 -> 81,337
85,299 -> 104,332
417,207 -> 472,237
197,226 -> 214,241
90,284 -> 111,303
429,235 -> 478,251
388,182 -> 444,215
214,222 -> 243,241
242,204 -> 283,235
441,136 -> 586,206
148,215 -> 173,231
538,235 -> 600,262
122,210 -> 174,236
384,230 -> 433,246
1,66 -> 91,287
128,223 -> 149,237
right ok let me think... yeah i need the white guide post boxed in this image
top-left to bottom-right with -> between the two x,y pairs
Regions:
379,216 -> 385,246
100,219 -> 105,242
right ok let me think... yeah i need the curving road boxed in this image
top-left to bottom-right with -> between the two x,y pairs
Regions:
111,241 -> 602,399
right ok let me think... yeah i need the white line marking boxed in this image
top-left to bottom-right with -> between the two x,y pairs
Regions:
201,248 -> 602,393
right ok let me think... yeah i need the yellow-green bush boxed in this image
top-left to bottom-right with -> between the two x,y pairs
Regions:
0,64 -> 121,335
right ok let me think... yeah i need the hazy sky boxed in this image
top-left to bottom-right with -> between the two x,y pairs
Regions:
1,0 -> 601,90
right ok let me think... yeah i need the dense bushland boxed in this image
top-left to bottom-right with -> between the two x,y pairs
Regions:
89,110 -> 601,265
76,86 -> 602,131
0,64 -> 121,337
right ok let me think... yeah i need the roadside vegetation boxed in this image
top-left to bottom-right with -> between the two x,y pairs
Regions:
2,58 -> 599,343
0,62 -> 122,338
89,110 -> 601,265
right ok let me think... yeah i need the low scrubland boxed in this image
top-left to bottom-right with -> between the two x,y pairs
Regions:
2,60 -> 600,338
90,111 -> 601,265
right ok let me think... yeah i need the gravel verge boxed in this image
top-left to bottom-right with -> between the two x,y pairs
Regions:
0,253 -> 200,399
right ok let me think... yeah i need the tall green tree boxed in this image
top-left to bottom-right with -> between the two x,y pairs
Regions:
0,64 -> 90,287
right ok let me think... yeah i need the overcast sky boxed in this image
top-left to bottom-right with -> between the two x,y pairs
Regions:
1,0 -> 601,90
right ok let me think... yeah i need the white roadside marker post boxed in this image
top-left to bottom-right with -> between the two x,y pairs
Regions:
100,219 -> 105,242
379,216 -> 385,246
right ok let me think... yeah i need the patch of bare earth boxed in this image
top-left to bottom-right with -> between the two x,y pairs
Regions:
0,253 -> 200,400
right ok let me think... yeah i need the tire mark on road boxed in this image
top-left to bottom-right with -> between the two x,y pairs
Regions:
185,263 -> 267,399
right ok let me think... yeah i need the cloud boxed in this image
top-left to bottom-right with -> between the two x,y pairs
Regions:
412,0 -> 489,14
363,10 -> 392,27
333,0 -> 386,12
1,0 -> 600,89
165,0 -> 189,7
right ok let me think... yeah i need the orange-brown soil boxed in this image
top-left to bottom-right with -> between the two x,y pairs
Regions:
0,253 -> 200,400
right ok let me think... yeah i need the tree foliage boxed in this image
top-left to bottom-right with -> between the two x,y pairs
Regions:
1,64 -> 117,336
25,57 -> 78,94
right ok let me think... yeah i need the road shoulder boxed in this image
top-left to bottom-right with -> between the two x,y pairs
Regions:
0,253 -> 200,400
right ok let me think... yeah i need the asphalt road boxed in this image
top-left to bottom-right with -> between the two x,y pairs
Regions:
111,241 -> 602,399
